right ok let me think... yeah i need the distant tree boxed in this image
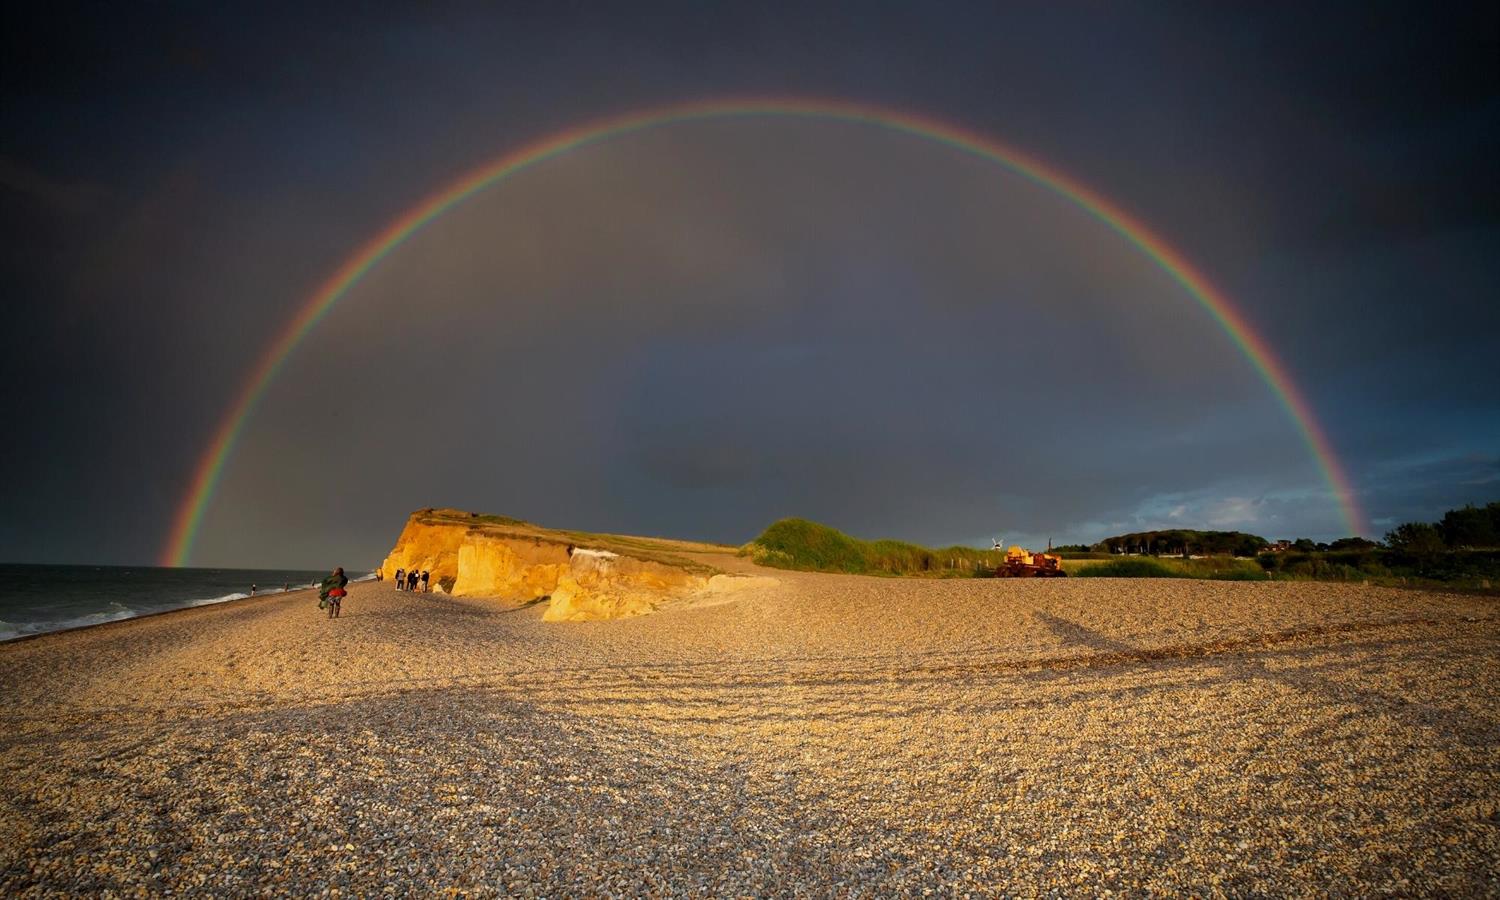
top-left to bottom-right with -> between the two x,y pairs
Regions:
1292,538 -> 1318,552
1384,522 -> 1445,554
1233,534 -> 1267,557
1438,503 -> 1500,548
1329,536 -> 1379,551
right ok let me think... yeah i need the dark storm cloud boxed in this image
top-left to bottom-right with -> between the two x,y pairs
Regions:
2,2 -> 1496,565
1360,454 -> 1500,534
189,121 -> 1316,564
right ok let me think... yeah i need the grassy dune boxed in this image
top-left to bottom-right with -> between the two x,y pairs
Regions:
743,518 -> 1000,576
1071,556 -> 1268,580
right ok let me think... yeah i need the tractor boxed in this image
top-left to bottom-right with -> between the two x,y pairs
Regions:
987,542 -> 1067,577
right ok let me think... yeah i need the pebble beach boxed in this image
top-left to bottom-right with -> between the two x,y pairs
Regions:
2,556 -> 1497,896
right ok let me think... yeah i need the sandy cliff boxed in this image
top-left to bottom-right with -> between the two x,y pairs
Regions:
379,509 -> 735,621
379,513 -> 470,590
452,532 -> 572,600
546,548 -> 708,622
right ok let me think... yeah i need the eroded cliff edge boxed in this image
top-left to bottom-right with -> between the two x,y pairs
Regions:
379,508 -> 760,621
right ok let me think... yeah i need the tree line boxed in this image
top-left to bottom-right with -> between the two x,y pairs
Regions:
1054,500 -> 1499,557
1385,502 -> 1500,553
1091,530 -> 1269,557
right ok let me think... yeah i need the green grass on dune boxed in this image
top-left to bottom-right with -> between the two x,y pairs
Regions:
1073,556 -> 1268,580
1071,558 -> 1187,578
745,518 -> 1000,576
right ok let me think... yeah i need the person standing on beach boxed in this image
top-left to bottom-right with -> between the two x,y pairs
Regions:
394,567 -> 405,591
407,569 -> 419,592
319,566 -> 349,617
420,571 -> 430,592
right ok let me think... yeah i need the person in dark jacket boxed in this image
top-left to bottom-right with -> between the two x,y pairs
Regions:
318,566 -> 349,616
420,571 -> 430,592
406,569 -> 419,591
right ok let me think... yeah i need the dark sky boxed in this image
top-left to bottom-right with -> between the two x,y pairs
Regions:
3,2 -> 1497,568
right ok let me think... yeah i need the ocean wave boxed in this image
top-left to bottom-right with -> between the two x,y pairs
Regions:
187,580 -> 319,605
186,591 -> 250,607
0,571 -> 362,642
0,602 -> 137,642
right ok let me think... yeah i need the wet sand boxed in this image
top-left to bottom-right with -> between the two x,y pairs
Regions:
2,558 -> 1497,895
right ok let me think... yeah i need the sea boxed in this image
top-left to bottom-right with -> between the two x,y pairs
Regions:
0,564 -> 372,642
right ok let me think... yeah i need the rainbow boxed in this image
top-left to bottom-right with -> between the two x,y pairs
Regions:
161,97 -> 1366,566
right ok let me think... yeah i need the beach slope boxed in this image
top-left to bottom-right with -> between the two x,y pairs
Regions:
1,566 -> 1496,894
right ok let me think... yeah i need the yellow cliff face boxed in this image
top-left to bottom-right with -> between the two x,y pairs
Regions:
377,509 -> 726,621
544,549 -> 706,622
379,515 -> 467,590
452,534 -> 571,600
